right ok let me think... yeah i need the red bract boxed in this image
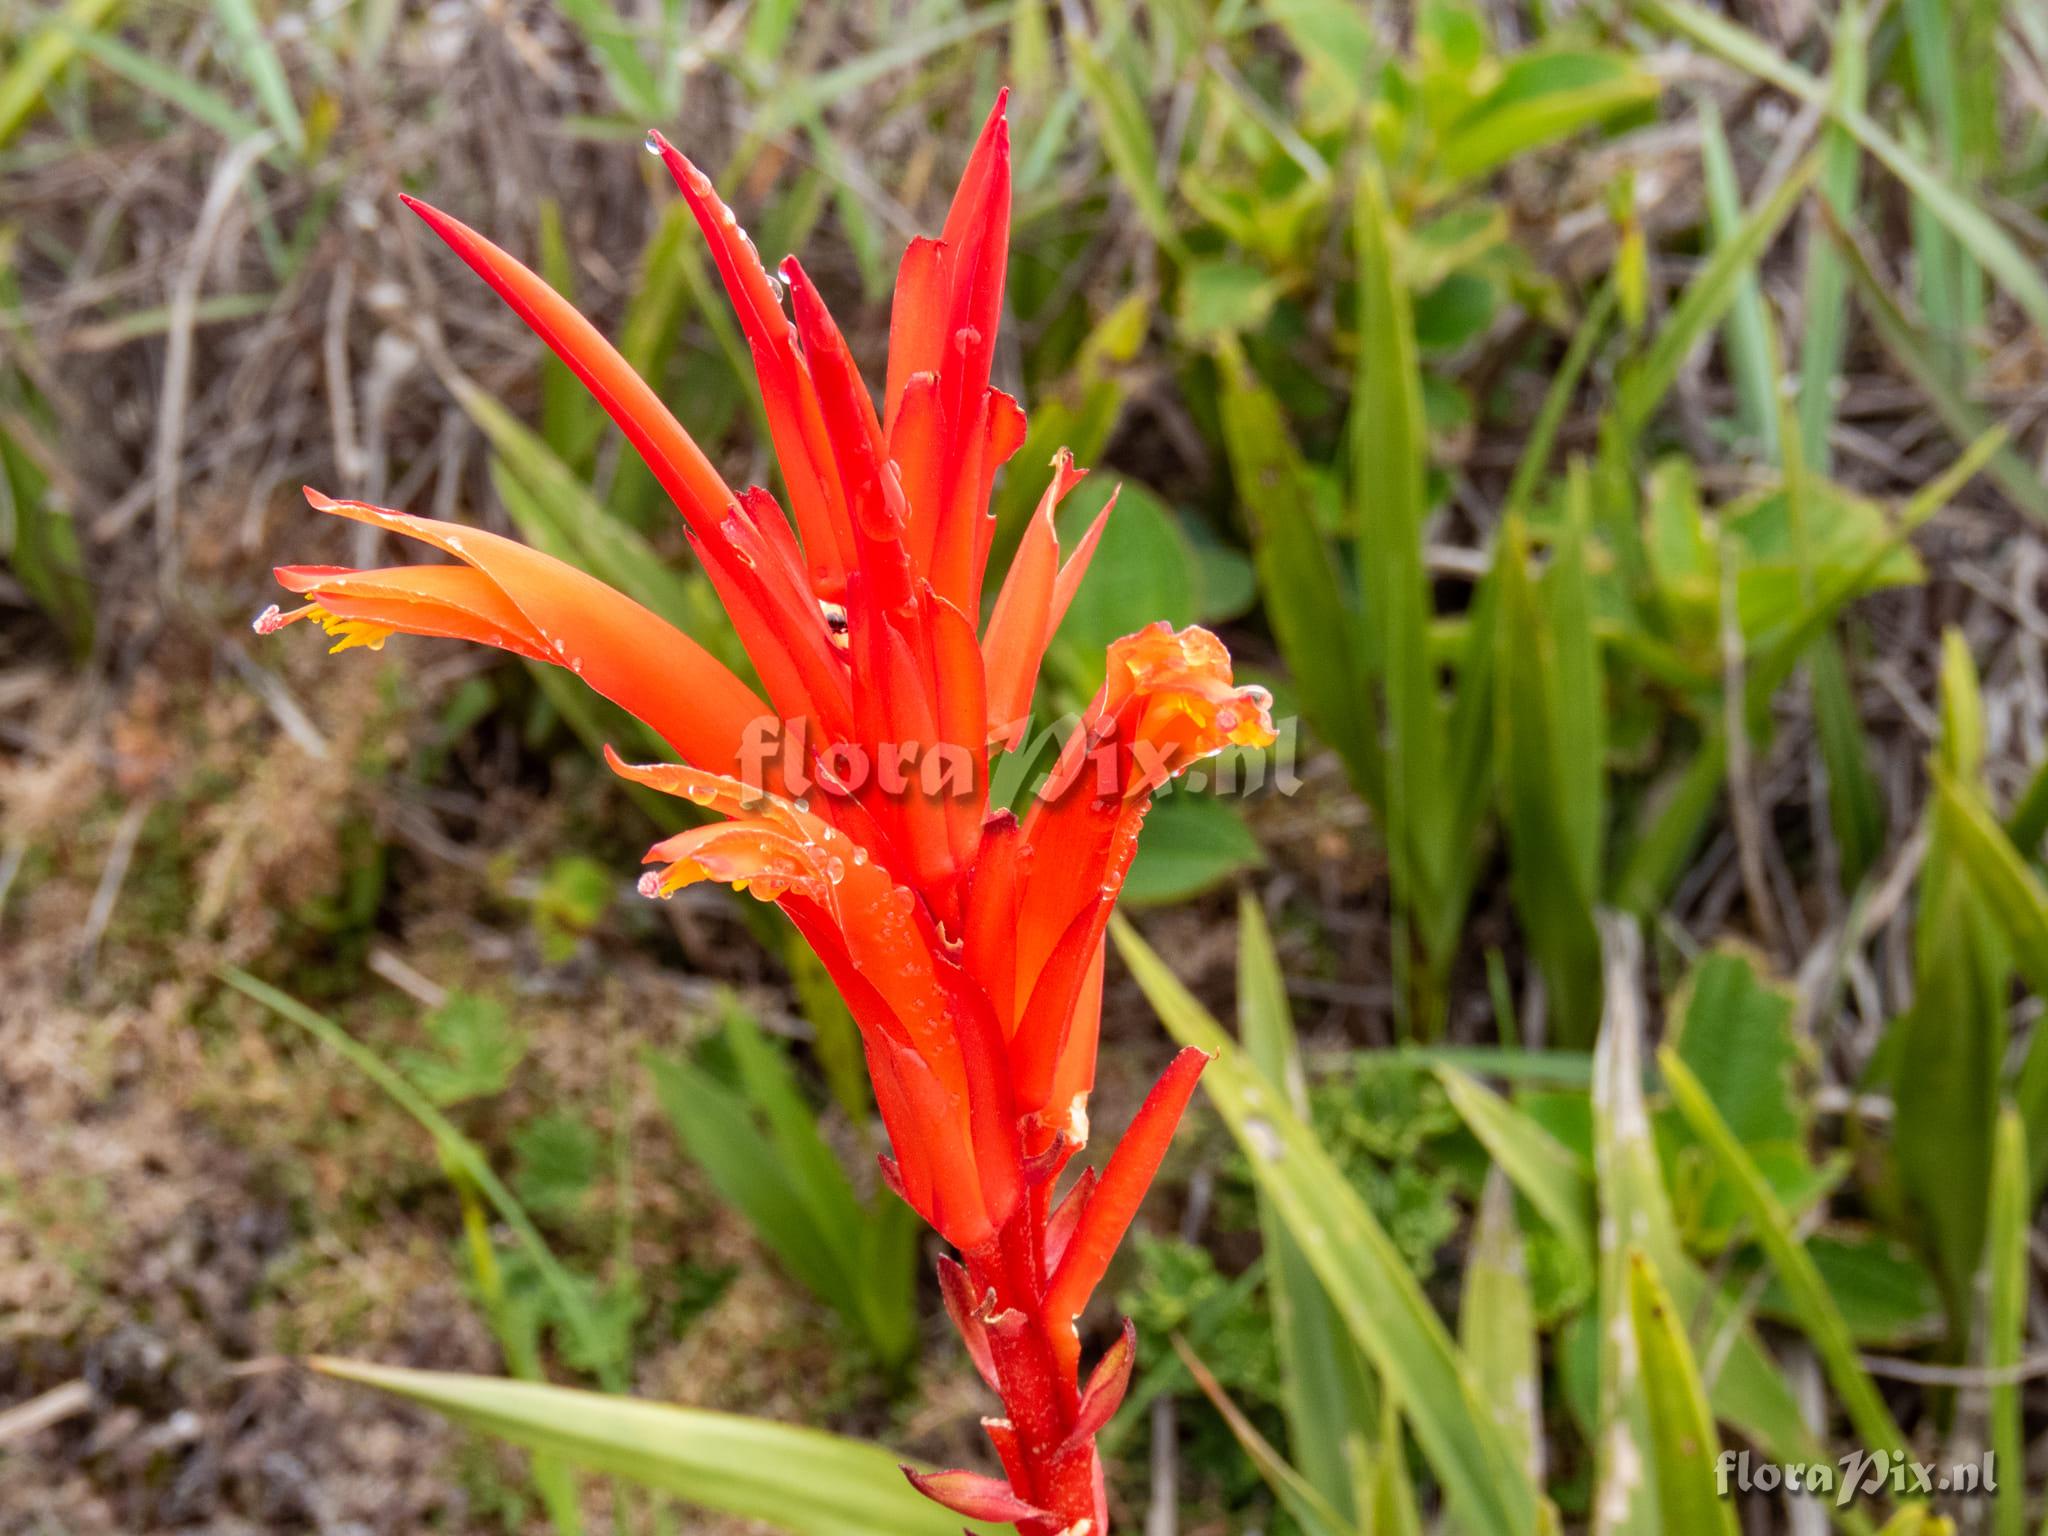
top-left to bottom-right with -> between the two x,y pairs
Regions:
258,94 -> 1274,1536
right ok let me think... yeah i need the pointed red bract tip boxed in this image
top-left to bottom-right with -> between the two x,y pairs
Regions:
901,1466 -> 1052,1524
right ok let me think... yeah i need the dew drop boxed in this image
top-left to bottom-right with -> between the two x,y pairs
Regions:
850,847 -> 868,866
643,130 -> 664,158
825,856 -> 846,885
792,795 -> 810,813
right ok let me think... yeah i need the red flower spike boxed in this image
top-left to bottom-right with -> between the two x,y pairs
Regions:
900,1467 -> 1054,1524
261,94 -> 1275,1536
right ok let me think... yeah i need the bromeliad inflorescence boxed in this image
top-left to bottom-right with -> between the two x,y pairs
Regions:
256,94 -> 1273,1536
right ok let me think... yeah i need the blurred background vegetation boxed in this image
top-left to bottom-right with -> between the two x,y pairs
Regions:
3,0 -> 2048,1530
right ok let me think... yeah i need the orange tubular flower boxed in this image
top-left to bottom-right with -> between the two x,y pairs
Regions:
259,93 -> 1273,1536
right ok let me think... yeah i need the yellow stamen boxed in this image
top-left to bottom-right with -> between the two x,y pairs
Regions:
306,604 -> 396,655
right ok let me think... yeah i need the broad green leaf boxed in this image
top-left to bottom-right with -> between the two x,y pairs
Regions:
1660,1048 -> 1909,1452
1435,50 -> 1658,184
1750,1233 -> 1942,1348
1626,1249 -> 1739,1536
1121,790 -> 1264,907
311,1359 -> 985,1536
1667,949 -> 1803,1147
1434,1067 -> 1594,1268
1178,259 -> 1283,339
399,991 -> 527,1107
1114,914 -> 1544,1536
1238,894 -> 1373,1521
1051,479 -> 1199,682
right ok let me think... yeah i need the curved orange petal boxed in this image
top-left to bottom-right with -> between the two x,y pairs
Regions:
291,491 -> 772,780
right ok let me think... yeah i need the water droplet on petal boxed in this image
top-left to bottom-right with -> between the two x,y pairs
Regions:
825,857 -> 845,885
792,795 -> 810,813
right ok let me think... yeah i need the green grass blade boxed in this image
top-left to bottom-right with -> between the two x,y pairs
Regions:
1434,1067 -> 1594,1268
1616,151 -> 1819,445
1172,1337 -> 1356,1536
1625,1248 -> 1739,1536
1659,1048 -> 1909,1451
1459,1171 -> 1543,1483
1699,98 -> 1779,459
0,0 -> 124,147
68,24 -> 265,142
309,1360 -> 987,1536
644,1050 -> 846,1306
1114,914 -> 1544,1536
219,968 -> 621,1388
1822,210 -> 2048,522
1503,281 -> 1617,522
1990,1104 -> 2026,1536
1797,0 -> 1866,474
1809,631 -> 1885,889
1237,894 -> 1374,1521
1635,0 -> 2048,338
1216,343 -> 1375,801
1065,15 -> 1183,256
1494,515 -> 1602,1044
1355,165 -> 1456,1000
210,0 -> 305,155
1590,917 -> 1673,1535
